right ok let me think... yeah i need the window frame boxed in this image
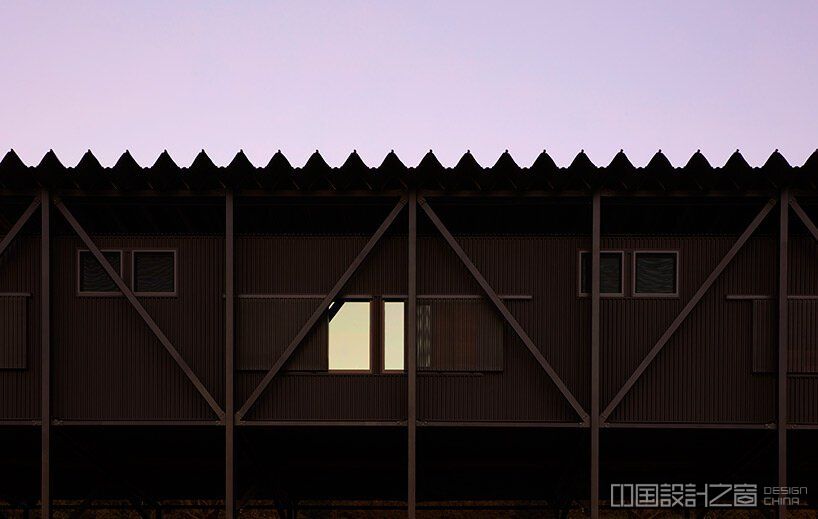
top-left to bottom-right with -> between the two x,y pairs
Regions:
327,298 -> 373,373
632,250 -> 680,298
76,249 -> 124,297
131,249 -> 178,297
577,250 -> 625,298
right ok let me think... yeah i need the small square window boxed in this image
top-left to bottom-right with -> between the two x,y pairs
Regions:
328,301 -> 371,371
579,251 -> 623,295
634,252 -> 678,295
78,250 -> 122,294
133,251 -> 176,295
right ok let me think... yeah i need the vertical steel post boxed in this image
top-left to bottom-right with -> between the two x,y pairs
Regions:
40,190 -> 51,517
778,189 -> 789,518
407,189 -> 417,518
225,191 -> 235,519
590,192 -> 601,518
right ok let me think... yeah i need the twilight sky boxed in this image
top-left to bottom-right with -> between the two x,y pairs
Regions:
2,1 -> 817,169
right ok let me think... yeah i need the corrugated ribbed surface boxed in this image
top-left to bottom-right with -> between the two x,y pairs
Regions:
418,236 -> 588,422
1,229 -> 815,424
53,235 -> 223,420
0,295 -> 27,369
0,235 -> 40,419
606,236 -> 778,424
419,298 -> 503,372
237,298 -> 327,371
239,373 -> 406,421
789,299 -> 818,373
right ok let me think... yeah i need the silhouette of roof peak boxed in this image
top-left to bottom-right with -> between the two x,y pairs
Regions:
646,150 -> 674,171
568,150 -> 595,170
38,149 -> 65,169
684,150 -> 713,171
416,150 -> 444,170
266,150 -> 293,171
607,149 -> 634,170
152,150 -> 179,170
1,149 -> 27,170
190,150 -> 217,170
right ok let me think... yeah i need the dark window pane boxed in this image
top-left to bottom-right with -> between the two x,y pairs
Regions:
134,252 -> 175,293
581,252 -> 622,294
635,253 -> 677,294
79,251 -> 121,293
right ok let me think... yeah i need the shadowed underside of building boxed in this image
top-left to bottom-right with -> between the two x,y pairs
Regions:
0,148 -> 817,517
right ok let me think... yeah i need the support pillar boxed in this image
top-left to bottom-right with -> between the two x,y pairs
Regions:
778,189 -> 789,518
590,192 -> 601,518
225,191 -> 235,519
40,190 -> 51,517
407,189 -> 417,518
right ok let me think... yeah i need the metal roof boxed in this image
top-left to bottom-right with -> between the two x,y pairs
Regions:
1,148 -> 816,192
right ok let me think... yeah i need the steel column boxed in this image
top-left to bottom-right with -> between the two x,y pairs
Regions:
407,189 -> 417,518
778,189 -> 789,518
590,193 -> 600,518
40,190 -> 51,517
225,191 -> 235,519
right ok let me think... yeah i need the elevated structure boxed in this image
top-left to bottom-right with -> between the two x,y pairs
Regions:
0,149 -> 817,516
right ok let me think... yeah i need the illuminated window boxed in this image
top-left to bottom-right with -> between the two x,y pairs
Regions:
328,301 -> 371,371
383,301 -> 405,371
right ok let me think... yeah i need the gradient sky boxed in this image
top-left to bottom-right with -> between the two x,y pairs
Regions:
2,1 -> 817,169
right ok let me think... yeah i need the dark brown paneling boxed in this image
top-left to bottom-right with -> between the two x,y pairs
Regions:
418,236 -> 589,423
236,298 -> 327,371
752,299 -> 776,373
1,230 -> 815,425
53,236 -> 224,421
0,295 -> 27,369
789,299 -> 818,374
419,298 -> 503,372
605,237 -> 778,424
0,235 -> 40,419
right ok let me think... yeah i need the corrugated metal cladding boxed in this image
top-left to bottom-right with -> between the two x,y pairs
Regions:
237,298 -> 327,371
0,236 -> 40,419
1,231 -> 816,424
0,295 -> 27,369
52,236 -> 224,421
604,236 -> 817,425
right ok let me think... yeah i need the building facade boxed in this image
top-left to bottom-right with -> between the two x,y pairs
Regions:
0,148 -> 817,516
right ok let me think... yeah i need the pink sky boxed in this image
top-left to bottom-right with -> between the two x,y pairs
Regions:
2,1 -> 817,169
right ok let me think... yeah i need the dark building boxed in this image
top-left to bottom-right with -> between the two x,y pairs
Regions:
0,148 -> 817,517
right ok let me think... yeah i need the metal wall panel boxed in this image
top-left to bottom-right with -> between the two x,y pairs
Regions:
0,235 -> 40,419
0,295 -> 27,369
0,229 -> 815,425
604,236 -> 778,424
52,235 -> 224,421
237,298 -> 327,371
